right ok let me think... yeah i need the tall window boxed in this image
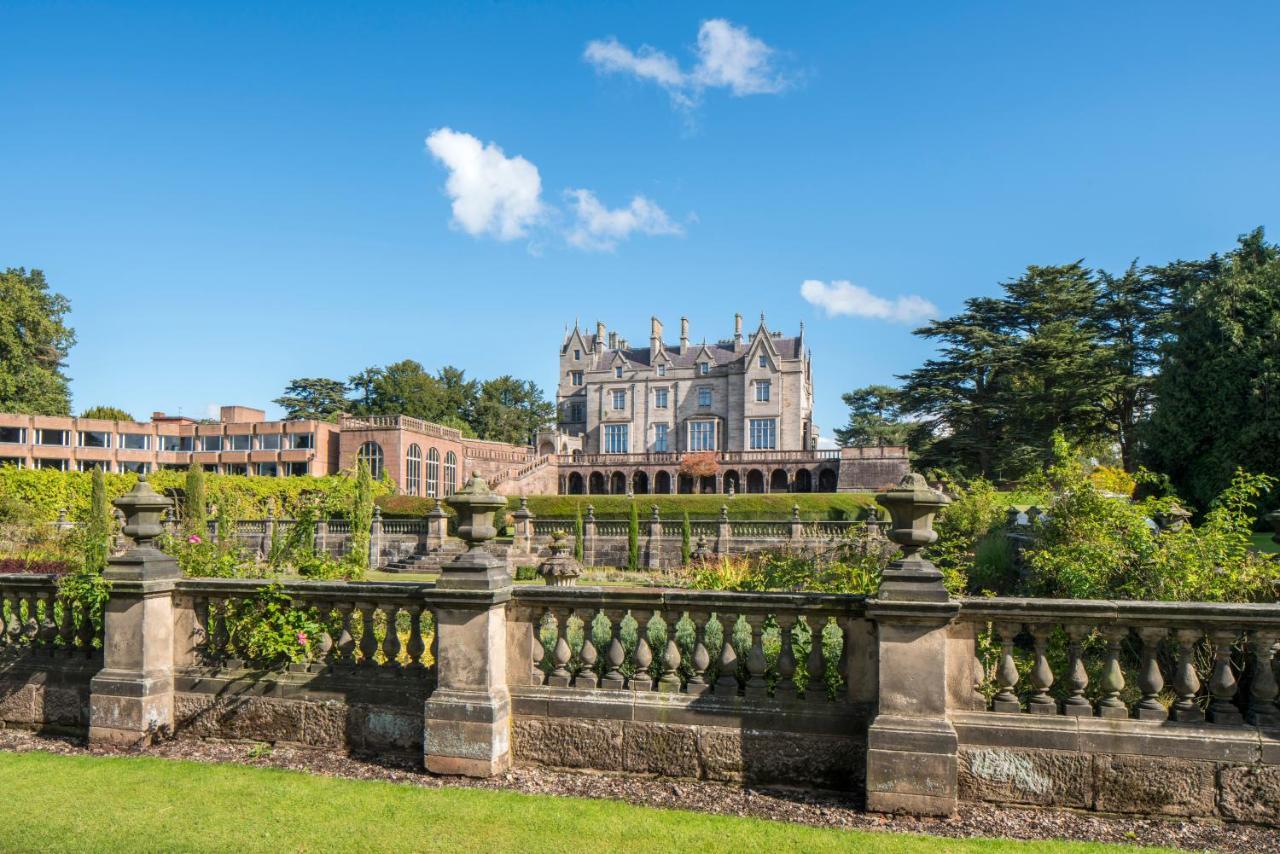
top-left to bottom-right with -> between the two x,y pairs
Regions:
697,387 -> 712,407
571,371 -> 583,386
569,402 -> 585,422
654,423 -> 668,452
406,444 -> 422,496
689,421 -> 715,451
657,364 -> 667,377
357,441 -> 384,479
612,390 -> 626,410
614,366 -> 623,378
604,424 -> 629,454
444,451 -> 457,496
759,354 -> 768,368
756,380 -> 771,402
749,418 -> 777,450
698,362 -> 710,375
573,349 -> 581,360
654,388 -> 668,408
426,448 -> 440,497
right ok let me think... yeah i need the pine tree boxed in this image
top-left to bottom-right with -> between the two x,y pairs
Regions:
183,463 -> 207,538
627,501 -> 640,572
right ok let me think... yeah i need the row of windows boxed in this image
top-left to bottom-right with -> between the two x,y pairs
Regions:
0,458 -> 309,476
571,346 -> 770,373
357,442 -> 457,498
572,357 -> 750,386
0,427 -> 314,452
595,417 -> 778,454
578,380 -> 771,419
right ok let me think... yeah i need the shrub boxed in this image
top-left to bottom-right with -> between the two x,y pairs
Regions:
376,494 -> 443,517
627,502 -> 640,571
680,510 -> 692,565
573,504 -> 584,561
183,464 -> 207,536
347,460 -> 374,576
225,583 -> 326,667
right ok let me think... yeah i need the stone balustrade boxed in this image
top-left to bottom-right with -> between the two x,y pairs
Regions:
0,574 -> 102,656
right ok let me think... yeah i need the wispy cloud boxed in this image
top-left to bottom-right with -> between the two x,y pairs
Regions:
565,190 -> 683,252
425,128 -> 544,240
424,128 -> 684,252
800,279 -> 937,324
585,19 -> 791,110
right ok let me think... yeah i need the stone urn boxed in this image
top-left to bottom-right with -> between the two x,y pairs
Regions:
440,472 -> 510,590
875,472 -> 951,602
537,532 -> 582,587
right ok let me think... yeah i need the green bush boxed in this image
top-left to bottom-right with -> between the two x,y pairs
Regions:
375,494 -> 444,517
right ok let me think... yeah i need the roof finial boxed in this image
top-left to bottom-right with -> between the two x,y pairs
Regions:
760,311 -> 766,325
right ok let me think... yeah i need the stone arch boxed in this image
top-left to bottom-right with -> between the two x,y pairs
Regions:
538,440 -> 555,456
794,468 -> 813,493
746,469 -> 765,493
610,471 -> 627,495
589,471 -> 606,494
654,470 -> 673,494
722,469 -> 740,494
567,472 -> 585,494
677,473 -> 695,494
818,467 -> 838,492
771,469 -> 789,492
699,475 -> 716,494
632,470 -> 649,494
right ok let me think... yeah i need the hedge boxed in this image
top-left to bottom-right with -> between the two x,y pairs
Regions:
507,493 -> 877,521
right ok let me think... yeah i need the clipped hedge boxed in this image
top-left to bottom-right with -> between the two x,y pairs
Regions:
507,493 -> 877,521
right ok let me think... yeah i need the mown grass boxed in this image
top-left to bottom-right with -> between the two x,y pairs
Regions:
0,751 -> 1165,853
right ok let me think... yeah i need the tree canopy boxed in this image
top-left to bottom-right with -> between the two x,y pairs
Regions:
78,405 -> 135,422
0,268 -> 76,415
273,378 -> 348,422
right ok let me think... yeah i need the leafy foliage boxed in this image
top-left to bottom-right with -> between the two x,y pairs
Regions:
183,463 -> 207,537
0,267 -> 76,415
273,378 -> 348,422
627,501 -> 640,571
346,460 -> 374,575
834,385 -> 913,447
77,405 -> 135,421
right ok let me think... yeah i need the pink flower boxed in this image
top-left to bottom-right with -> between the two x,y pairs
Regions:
296,631 -> 309,647
187,535 -> 202,544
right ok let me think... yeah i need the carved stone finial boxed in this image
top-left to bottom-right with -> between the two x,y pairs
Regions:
537,532 -> 582,587
439,472 -> 510,590
792,503 -> 801,521
874,472 -> 951,602
720,504 -> 729,521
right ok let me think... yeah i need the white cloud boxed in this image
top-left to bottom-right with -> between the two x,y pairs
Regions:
424,128 -> 544,240
800,279 -> 937,324
565,190 -> 683,252
584,19 -> 789,109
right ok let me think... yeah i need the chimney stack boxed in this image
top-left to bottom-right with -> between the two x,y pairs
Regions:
650,316 -> 663,356
680,316 -> 689,353
734,313 -> 743,345
596,321 -> 606,352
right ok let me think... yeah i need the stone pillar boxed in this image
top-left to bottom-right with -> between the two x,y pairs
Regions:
584,504 -> 596,566
427,504 -> 447,552
425,473 -> 512,777
88,476 -> 181,747
790,503 -> 803,541
512,496 -> 534,558
369,506 -> 383,568
865,472 -> 959,817
716,504 -> 730,554
646,505 -> 661,569
315,518 -> 329,556
264,507 -> 276,557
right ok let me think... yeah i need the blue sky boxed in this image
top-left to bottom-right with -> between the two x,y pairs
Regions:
2,2 -> 1278,436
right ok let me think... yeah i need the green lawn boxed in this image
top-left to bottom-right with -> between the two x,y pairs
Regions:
0,752 -> 1159,853
1250,531 -> 1279,554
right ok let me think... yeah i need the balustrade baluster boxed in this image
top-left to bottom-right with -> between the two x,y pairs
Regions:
576,609 -> 599,689
5,594 -> 20,643
1207,629 -> 1243,724
805,616 -> 826,702
530,621 -> 546,685
657,611 -> 682,692
76,601 -> 96,656
1062,624 -> 1091,716
406,605 -> 425,669
686,612 -> 711,696
744,615 -> 768,700
58,594 -> 76,653
316,621 -> 334,666
1171,628 -> 1204,722
548,610 -> 573,688
38,593 -> 57,650
602,611 -> 626,689
775,616 -> 797,700
1135,627 -> 1168,720
1027,623 -> 1056,714
358,603 -> 378,665
631,611 -> 654,691
336,604 -> 355,665
428,611 -> 439,675
1097,626 -> 1129,719
21,594 -> 38,643
381,604 -> 402,668
992,622 -> 1022,713
1246,630 -> 1280,726
208,598 -> 229,660
713,613 -> 739,695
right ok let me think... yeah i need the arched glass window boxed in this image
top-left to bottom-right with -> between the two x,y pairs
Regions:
444,451 -> 457,496
426,448 -> 440,498
405,444 -> 422,496
357,441 -> 384,480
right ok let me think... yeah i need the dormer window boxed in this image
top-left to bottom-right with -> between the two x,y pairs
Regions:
614,366 -> 623,378
759,355 -> 767,368
657,364 -> 667,377
574,349 -> 581,360
698,362 -> 709,376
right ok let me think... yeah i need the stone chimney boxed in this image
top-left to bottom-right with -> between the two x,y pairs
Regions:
680,316 -> 689,353
650,316 -> 663,355
608,332 -> 618,350
734,313 -> 743,345
596,321 -> 606,351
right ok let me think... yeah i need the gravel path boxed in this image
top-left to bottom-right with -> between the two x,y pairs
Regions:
0,729 -> 1275,852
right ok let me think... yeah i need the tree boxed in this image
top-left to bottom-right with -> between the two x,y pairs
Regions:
834,385 -> 913,447
80,467 -> 112,574
273,378 -> 349,421
0,268 -> 76,415
574,503 -> 584,561
347,459 -> 374,574
627,501 -> 640,571
1142,229 -> 1280,511
78,405 -> 135,422
183,463 -> 207,537
471,376 -> 554,445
